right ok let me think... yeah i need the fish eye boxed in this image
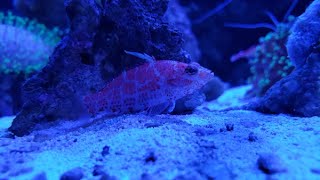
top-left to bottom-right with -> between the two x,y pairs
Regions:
185,65 -> 198,75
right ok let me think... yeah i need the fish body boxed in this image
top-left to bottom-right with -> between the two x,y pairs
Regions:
84,60 -> 214,115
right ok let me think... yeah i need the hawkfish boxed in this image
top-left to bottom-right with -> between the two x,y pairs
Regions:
83,51 -> 214,116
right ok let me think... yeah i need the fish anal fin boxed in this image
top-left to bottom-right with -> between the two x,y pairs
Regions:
146,101 -> 175,115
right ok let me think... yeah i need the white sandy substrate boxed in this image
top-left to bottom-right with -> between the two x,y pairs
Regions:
0,86 -> 319,180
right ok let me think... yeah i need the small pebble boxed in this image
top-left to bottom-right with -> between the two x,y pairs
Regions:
199,160 -> 234,179
9,167 -> 33,176
100,173 -> 117,180
257,153 -> 287,174
241,121 -> 260,128
225,123 -> 234,131
0,138 -> 11,146
311,168 -> 320,174
140,173 -> 154,180
145,152 -> 157,163
300,127 -> 314,131
144,122 -> 162,128
248,132 -> 258,142
197,139 -> 218,149
173,172 -> 203,180
0,164 -> 9,174
96,157 -> 104,162
101,145 -> 110,156
92,165 -> 104,176
194,128 -> 216,136
60,167 -> 84,180
33,172 -> 47,180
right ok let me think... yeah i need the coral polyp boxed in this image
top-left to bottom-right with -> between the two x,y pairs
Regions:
0,11 -> 61,74
246,19 -> 295,97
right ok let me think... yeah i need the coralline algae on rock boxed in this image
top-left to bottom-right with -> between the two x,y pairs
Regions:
13,0 -> 68,28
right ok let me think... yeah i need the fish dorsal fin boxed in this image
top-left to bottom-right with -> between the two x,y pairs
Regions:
124,50 -> 156,63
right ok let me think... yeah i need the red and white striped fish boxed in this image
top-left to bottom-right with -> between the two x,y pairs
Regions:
83,52 -> 214,116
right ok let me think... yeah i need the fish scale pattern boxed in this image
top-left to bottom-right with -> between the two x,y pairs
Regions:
84,60 -> 214,116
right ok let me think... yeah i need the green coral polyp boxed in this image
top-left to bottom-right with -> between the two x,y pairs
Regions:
0,11 -> 62,74
247,19 -> 295,97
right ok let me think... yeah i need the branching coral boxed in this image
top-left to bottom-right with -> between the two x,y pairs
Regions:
0,11 -> 61,74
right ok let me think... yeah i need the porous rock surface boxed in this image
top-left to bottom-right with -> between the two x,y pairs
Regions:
248,53 -> 320,117
164,0 -> 201,62
0,74 -> 24,117
246,0 -> 320,117
13,0 -> 68,28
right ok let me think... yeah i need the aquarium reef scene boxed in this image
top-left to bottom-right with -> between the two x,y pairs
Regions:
1,0 -> 320,179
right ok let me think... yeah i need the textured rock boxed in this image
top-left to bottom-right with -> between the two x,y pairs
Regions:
0,74 -> 25,116
240,1 -> 320,117
173,77 -> 225,114
9,0 -> 190,136
173,90 -> 206,114
0,75 -> 14,116
249,53 -> 320,117
60,167 -> 84,180
13,0 -> 68,28
201,77 -> 226,101
257,153 -> 287,174
287,0 -> 320,67
164,0 -> 201,62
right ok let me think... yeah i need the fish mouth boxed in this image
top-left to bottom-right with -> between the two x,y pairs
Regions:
199,70 -> 214,80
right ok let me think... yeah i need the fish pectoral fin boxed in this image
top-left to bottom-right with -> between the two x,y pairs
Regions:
165,101 -> 176,113
147,101 -> 176,115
